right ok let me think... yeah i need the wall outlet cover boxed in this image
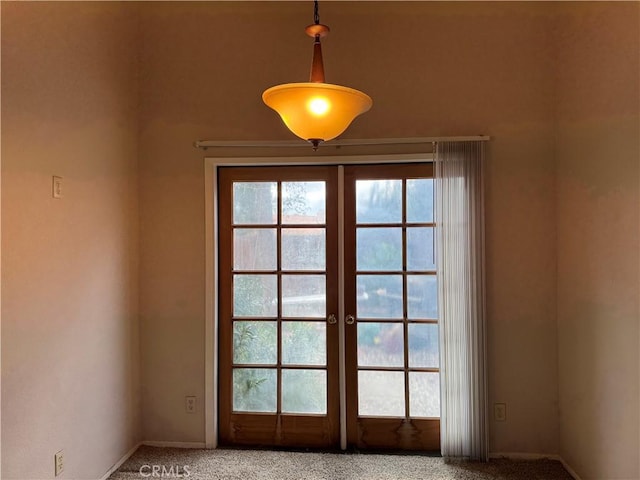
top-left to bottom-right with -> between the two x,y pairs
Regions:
54,450 -> 64,476
494,403 -> 507,422
185,396 -> 196,414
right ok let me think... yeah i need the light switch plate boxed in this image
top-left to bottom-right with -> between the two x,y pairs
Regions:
52,176 -> 63,199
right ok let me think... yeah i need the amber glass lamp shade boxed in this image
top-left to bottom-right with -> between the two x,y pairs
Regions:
262,82 -> 372,144
262,17 -> 372,149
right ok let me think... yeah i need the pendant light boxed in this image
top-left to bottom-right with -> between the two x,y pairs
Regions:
262,0 -> 372,150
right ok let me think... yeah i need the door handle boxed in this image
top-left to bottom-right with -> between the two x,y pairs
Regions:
327,313 -> 337,325
345,314 -> 356,325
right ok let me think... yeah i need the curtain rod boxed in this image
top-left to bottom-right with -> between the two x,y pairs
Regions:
193,136 -> 489,150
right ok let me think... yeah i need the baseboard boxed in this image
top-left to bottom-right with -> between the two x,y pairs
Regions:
142,441 -> 207,449
489,452 -> 581,480
100,442 -> 142,480
490,452 -> 561,460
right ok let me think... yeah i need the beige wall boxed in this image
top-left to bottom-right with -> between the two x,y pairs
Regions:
555,3 -> 640,479
1,3 -> 140,479
3,3 -> 637,478
138,2 -> 560,453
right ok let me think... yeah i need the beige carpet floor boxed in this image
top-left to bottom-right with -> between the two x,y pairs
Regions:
109,446 -> 574,480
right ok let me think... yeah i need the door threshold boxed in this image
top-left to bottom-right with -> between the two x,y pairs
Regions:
215,444 -> 441,457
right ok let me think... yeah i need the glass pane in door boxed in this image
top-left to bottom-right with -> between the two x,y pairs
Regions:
356,180 -> 402,223
356,275 -> 403,319
233,321 -> 277,364
282,369 -> 327,414
357,322 -> 404,367
406,227 -> 435,271
358,370 -> 405,416
233,182 -> 277,225
281,228 -> 326,270
233,368 -> 277,412
408,323 -> 439,368
234,228 -> 277,270
406,179 -> 434,223
282,181 -> 326,224
356,228 -> 402,271
281,274 -> 326,318
233,274 -> 277,317
409,372 -> 440,417
282,322 -> 326,365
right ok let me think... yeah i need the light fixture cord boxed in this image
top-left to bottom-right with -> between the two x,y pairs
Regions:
308,0 -> 326,83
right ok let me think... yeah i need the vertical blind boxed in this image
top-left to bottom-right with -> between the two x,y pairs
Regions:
435,141 -> 488,460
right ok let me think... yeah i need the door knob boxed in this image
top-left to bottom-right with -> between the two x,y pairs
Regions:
327,313 -> 337,325
345,314 -> 355,325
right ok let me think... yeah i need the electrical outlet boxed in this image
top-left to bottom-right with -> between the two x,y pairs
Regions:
54,450 -> 64,476
494,403 -> 507,422
52,176 -> 63,199
185,396 -> 196,414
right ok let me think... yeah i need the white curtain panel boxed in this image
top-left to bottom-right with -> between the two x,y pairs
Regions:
435,141 -> 488,461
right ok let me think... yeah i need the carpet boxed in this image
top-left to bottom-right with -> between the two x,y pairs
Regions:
109,446 -> 574,480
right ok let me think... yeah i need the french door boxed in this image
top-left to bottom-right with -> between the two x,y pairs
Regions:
217,163 -> 439,451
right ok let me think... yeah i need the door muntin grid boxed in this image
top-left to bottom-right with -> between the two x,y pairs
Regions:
354,177 -> 440,419
231,180 -> 329,415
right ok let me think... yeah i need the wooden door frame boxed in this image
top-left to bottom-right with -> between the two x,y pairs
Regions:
204,153 -> 433,449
